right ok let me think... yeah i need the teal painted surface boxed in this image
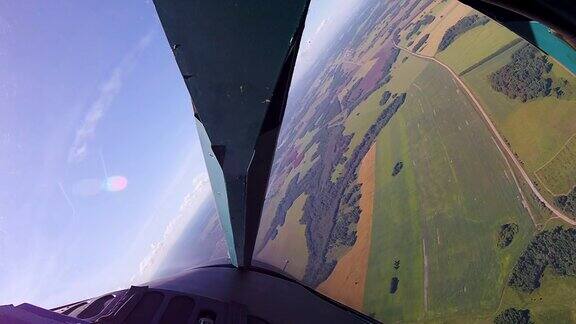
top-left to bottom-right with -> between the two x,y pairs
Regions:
195,117 -> 238,266
529,21 -> 576,74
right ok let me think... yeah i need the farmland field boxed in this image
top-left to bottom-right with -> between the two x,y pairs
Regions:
254,0 -> 576,322
460,41 -> 576,198
499,268 -> 576,323
363,61 -> 533,322
436,20 -> 519,74
536,135 -> 576,195
257,193 -> 309,280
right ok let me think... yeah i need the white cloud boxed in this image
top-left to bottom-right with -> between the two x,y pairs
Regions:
132,172 -> 211,283
67,33 -> 153,162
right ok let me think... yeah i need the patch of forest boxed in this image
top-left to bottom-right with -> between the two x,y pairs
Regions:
497,223 -> 518,248
555,186 -> 576,218
391,161 -> 403,176
438,14 -> 489,51
508,226 -> 576,293
494,308 -> 533,324
379,91 -> 391,106
259,0 -> 418,288
342,47 -> 399,111
260,92 -> 407,287
389,277 -> 399,294
302,93 -> 407,286
489,44 -> 554,102
552,78 -> 572,98
413,33 -> 429,52
405,14 -> 435,40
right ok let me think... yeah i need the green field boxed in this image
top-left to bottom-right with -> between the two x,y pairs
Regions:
343,51 -> 430,153
436,20 -> 519,74
363,60 -> 533,322
499,266 -> 576,323
461,41 -> 576,198
339,51 -> 430,177
536,135 -> 576,195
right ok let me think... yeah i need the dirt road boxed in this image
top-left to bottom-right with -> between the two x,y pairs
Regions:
422,238 -> 429,312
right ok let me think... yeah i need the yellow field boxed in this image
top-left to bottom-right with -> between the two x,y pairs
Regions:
257,194 -> 309,280
416,0 -> 472,56
318,144 -> 376,310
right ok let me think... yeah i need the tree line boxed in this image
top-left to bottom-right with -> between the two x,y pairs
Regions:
494,308 -> 533,324
555,186 -> 576,218
438,14 -> 489,51
405,14 -> 435,40
508,226 -> 576,293
413,33 -> 429,52
497,223 -> 518,248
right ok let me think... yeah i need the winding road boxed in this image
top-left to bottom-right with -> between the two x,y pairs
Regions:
394,43 -> 576,226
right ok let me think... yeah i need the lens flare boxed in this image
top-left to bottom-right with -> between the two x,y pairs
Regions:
103,176 -> 128,192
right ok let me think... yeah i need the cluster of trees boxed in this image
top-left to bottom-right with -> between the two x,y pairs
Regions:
555,186 -> 576,218
260,0 -> 413,286
494,308 -> 533,324
266,174 -> 301,242
345,47 -> 400,111
333,184 -> 363,246
490,44 -> 553,102
392,161 -> 404,176
405,14 -> 435,40
343,183 -> 362,206
328,94 -> 407,248
390,259 -> 400,293
553,78 -> 570,98
497,223 -> 519,248
389,277 -> 399,294
308,93 -> 407,285
413,33 -> 429,52
332,208 -> 360,247
379,91 -> 391,106
508,226 -> 576,292
438,14 -> 489,51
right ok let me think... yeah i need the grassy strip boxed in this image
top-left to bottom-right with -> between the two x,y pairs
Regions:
459,38 -> 523,77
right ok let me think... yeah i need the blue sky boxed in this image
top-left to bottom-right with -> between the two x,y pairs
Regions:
0,0 -> 214,307
0,0 -> 364,309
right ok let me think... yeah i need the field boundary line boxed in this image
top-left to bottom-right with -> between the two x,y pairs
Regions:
491,137 -> 539,228
459,38 -> 523,76
532,171 -> 558,197
533,132 -> 576,195
534,132 -> 576,174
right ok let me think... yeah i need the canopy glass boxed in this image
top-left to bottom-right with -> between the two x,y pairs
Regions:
254,0 -> 576,321
0,0 -> 228,308
2,1 -> 576,322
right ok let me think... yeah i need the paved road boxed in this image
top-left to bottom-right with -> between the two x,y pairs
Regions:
395,43 -> 576,226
